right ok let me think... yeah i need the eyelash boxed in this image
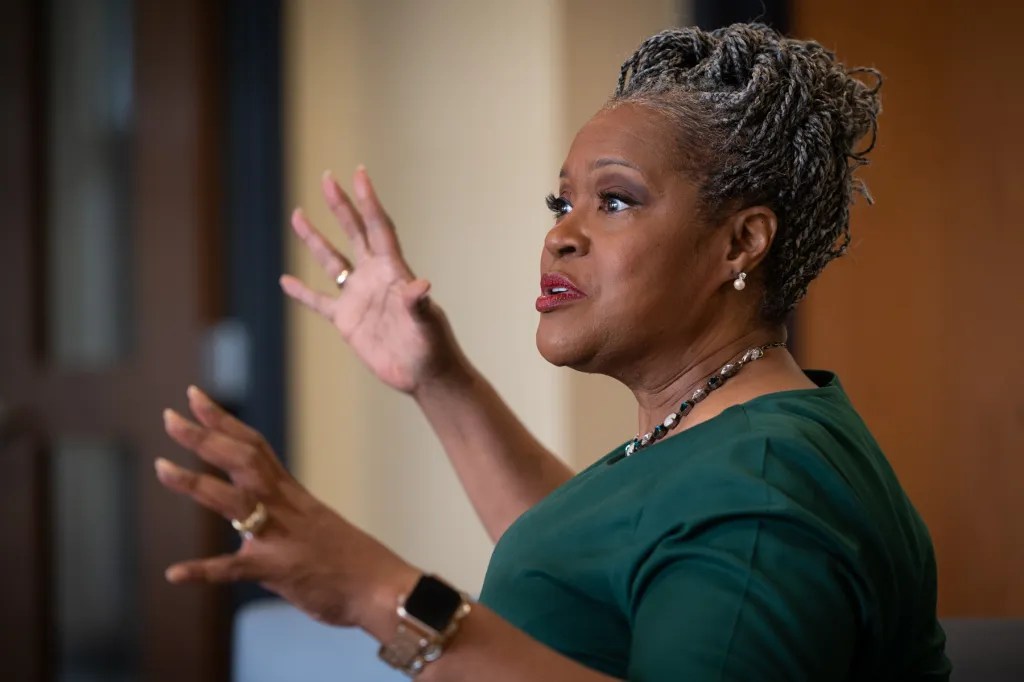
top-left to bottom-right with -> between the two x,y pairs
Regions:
545,193 -> 570,217
544,192 -> 635,219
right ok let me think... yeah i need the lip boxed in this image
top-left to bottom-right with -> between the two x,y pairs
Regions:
536,272 -> 587,312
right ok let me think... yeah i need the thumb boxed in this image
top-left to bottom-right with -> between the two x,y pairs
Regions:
165,553 -> 252,584
401,278 -> 433,316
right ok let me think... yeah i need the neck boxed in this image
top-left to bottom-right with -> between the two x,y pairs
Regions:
628,324 -> 788,437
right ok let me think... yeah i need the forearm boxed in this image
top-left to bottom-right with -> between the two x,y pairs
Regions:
413,362 -> 574,542
364,567 -> 620,682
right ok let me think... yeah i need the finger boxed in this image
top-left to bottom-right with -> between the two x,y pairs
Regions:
186,387 -> 287,478
290,208 -> 353,280
163,409 -> 275,495
279,274 -> 336,320
154,457 -> 247,520
186,385 -> 266,449
166,554 -> 253,584
352,166 -> 406,262
322,170 -> 370,258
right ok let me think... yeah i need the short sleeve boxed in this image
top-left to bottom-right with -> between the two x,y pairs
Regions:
627,515 -> 861,682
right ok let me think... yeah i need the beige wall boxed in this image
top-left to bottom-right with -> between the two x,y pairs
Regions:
561,0 -> 684,468
284,0 -> 680,591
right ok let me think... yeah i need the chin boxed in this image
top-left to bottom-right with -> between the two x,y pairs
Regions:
535,316 -> 601,371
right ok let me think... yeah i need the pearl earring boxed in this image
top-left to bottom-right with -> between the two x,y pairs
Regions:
733,272 -> 747,291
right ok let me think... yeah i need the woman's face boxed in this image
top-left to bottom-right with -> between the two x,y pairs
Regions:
535,103 -> 727,374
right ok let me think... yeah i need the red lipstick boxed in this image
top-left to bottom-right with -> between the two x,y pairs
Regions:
536,273 -> 587,312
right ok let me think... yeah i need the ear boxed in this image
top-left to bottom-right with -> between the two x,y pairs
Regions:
722,205 -> 778,281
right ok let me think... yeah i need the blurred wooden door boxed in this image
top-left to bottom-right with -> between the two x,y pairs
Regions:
793,1 -> 1024,616
0,0 -> 229,679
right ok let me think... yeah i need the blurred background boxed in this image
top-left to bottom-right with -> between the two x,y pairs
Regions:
1,0 -> 1021,680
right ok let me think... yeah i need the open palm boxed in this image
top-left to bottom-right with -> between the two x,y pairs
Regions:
280,168 -> 459,394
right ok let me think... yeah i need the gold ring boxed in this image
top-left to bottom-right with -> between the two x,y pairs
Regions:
231,502 -> 268,540
335,269 -> 352,289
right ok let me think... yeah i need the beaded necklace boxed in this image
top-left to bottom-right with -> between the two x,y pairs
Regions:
610,342 -> 787,464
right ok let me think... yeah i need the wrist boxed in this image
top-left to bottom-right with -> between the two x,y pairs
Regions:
374,572 -> 473,678
359,562 -> 422,643
411,355 -> 478,406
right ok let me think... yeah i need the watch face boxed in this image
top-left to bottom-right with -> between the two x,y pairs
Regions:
404,575 -> 463,633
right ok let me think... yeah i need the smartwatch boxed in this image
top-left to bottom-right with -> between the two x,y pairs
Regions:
378,574 -> 472,676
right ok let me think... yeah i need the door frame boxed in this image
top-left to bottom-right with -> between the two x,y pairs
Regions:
0,1 -> 232,679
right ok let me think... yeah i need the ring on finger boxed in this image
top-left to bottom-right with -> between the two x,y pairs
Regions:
231,502 -> 268,541
335,268 -> 352,289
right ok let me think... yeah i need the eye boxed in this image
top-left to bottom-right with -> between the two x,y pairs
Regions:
599,191 -> 633,213
545,193 -> 573,219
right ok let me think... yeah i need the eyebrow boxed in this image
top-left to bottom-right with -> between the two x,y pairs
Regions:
559,157 -> 642,178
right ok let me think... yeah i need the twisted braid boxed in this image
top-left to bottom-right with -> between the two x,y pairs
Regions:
614,24 -> 882,321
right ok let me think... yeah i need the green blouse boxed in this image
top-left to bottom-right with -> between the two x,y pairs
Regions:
479,372 -> 950,681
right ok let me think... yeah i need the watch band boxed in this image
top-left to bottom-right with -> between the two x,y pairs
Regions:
378,574 -> 472,677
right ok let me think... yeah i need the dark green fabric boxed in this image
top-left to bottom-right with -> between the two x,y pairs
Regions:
479,371 -> 950,681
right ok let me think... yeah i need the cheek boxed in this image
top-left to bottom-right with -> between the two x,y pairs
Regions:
598,233 -> 698,314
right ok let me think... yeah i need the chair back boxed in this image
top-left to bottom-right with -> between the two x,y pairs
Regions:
942,618 -> 1024,681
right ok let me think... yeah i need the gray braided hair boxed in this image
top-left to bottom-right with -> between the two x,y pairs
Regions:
613,23 -> 882,322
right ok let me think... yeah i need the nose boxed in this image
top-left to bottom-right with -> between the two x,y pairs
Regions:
543,215 -> 589,259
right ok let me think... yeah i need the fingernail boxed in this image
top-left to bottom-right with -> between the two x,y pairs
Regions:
187,385 -> 205,401
154,457 -> 176,478
354,168 -> 368,199
323,171 -> 341,202
163,409 -> 195,432
165,566 -> 187,583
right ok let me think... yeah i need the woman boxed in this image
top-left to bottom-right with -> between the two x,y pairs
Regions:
156,24 -> 951,680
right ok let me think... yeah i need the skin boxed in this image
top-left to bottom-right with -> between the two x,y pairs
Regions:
156,102 -> 817,680
537,103 -> 814,437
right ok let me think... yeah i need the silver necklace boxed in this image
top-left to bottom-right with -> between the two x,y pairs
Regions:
615,342 -> 787,462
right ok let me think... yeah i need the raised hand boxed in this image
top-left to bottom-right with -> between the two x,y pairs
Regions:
280,168 -> 464,394
156,385 -> 418,627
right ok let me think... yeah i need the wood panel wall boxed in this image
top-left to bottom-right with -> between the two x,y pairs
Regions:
792,1 -> 1024,616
